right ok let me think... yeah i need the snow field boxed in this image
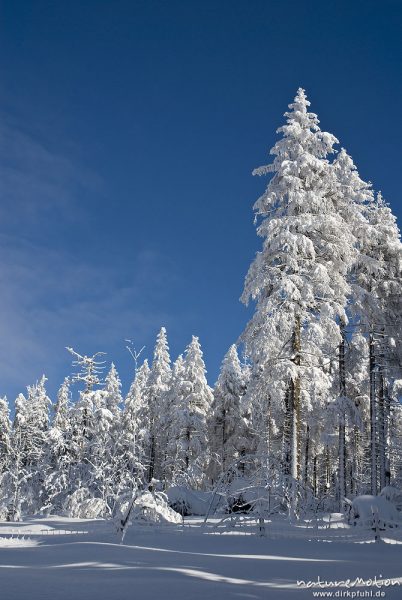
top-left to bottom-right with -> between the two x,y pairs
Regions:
0,516 -> 402,600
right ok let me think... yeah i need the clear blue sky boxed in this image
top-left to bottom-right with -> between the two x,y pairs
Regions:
0,0 -> 401,402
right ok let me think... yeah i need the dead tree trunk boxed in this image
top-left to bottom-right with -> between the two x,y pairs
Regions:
369,333 -> 377,495
290,314 -> 301,518
338,324 -> 347,510
283,388 -> 292,477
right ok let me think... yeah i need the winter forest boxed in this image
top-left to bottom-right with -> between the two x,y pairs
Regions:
1,89 -> 402,524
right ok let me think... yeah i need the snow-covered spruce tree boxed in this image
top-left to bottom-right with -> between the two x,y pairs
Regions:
74,364 -> 124,517
67,347 -> 106,440
163,354 -> 188,485
344,332 -> 369,496
53,377 -> 72,431
23,376 -> 51,513
168,337 -> 213,488
146,327 -> 171,482
6,393 -> 29,520
42,377 -> 74,514
0,397 -> 12,518
388,393 -> 402,489
65,348 -> 110,517
120,359 -> 151,492
369,194 -> 402,492
6,378 -> 51,518
241,89 -> 356,515
85,387 -> 118,516
351,192 -> 402,493
331,148 -> 374,506
104,363 -> 123,417
0,397 -> 11,474
208,344 -> 247,483
102,363 -> 123,501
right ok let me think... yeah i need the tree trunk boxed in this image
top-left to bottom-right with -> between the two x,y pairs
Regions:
185,427 -> 191,470
290,314 -> 301,518
338,324 -> 346,510
148,433 -> 155,482
283,388 -> 292,477
293,314 -> 302,481
377,330 -> 389,491
313,454 -> 317,498
325,446 -> 331,496
221,408 -> 227,474
304,424 -> 310,491
369,333 -> 377,495
384,389 -> 391,487
350,425 -> 360,496
267,397 -> 272,458
378,370 -> 386,490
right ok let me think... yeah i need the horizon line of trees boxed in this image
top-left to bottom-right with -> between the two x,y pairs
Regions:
1,88 -> 401,521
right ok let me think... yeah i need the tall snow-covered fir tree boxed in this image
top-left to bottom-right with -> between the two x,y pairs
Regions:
146,327 -> 172,482
240,88 -> 360,515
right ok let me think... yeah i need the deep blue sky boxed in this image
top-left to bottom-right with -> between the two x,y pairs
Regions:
0,0 -> 401,402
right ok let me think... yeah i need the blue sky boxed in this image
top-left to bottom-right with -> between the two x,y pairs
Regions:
0,0 -> 401,402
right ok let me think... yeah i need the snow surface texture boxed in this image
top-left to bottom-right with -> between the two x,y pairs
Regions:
1,516 -> 402,600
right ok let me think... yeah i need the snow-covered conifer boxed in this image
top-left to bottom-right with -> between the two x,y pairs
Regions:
104,363 -> 123,417
352,192 -> 402,493
120,359 -> 151,490
209,345 -> 247,481
169,336 -> 213,488
146,327 -> 171,481
241,89 -> 355,514
0,397 -> 11,473
164,354 -> 187,484
0,397 -> 12,518
42,378 -> 73,513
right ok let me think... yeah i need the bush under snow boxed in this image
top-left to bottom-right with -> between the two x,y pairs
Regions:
118,491 -> 182,525
63,488 -> 109,519
380,486 -> 402,511
167,486 -> 224,516
349,495 -> 401,529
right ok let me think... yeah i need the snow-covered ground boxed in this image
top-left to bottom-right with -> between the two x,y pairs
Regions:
1,516 -> 402,599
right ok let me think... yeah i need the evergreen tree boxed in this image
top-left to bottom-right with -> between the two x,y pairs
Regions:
146,327 -> 171,482
42,378 -> 73,513
104,363 -> 123,417
164,354 -> 187,484
209,345 -> 247,481
352,192 -> 402,493
0,397 -> 11,474
120,360 -> 151,492
0,397 -> 12,519
241,88 -> 354,515
169,336 -> 213,488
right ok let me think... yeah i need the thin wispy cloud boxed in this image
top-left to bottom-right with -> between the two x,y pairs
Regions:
0,117 -> 180,400
0,117 -> 101,222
